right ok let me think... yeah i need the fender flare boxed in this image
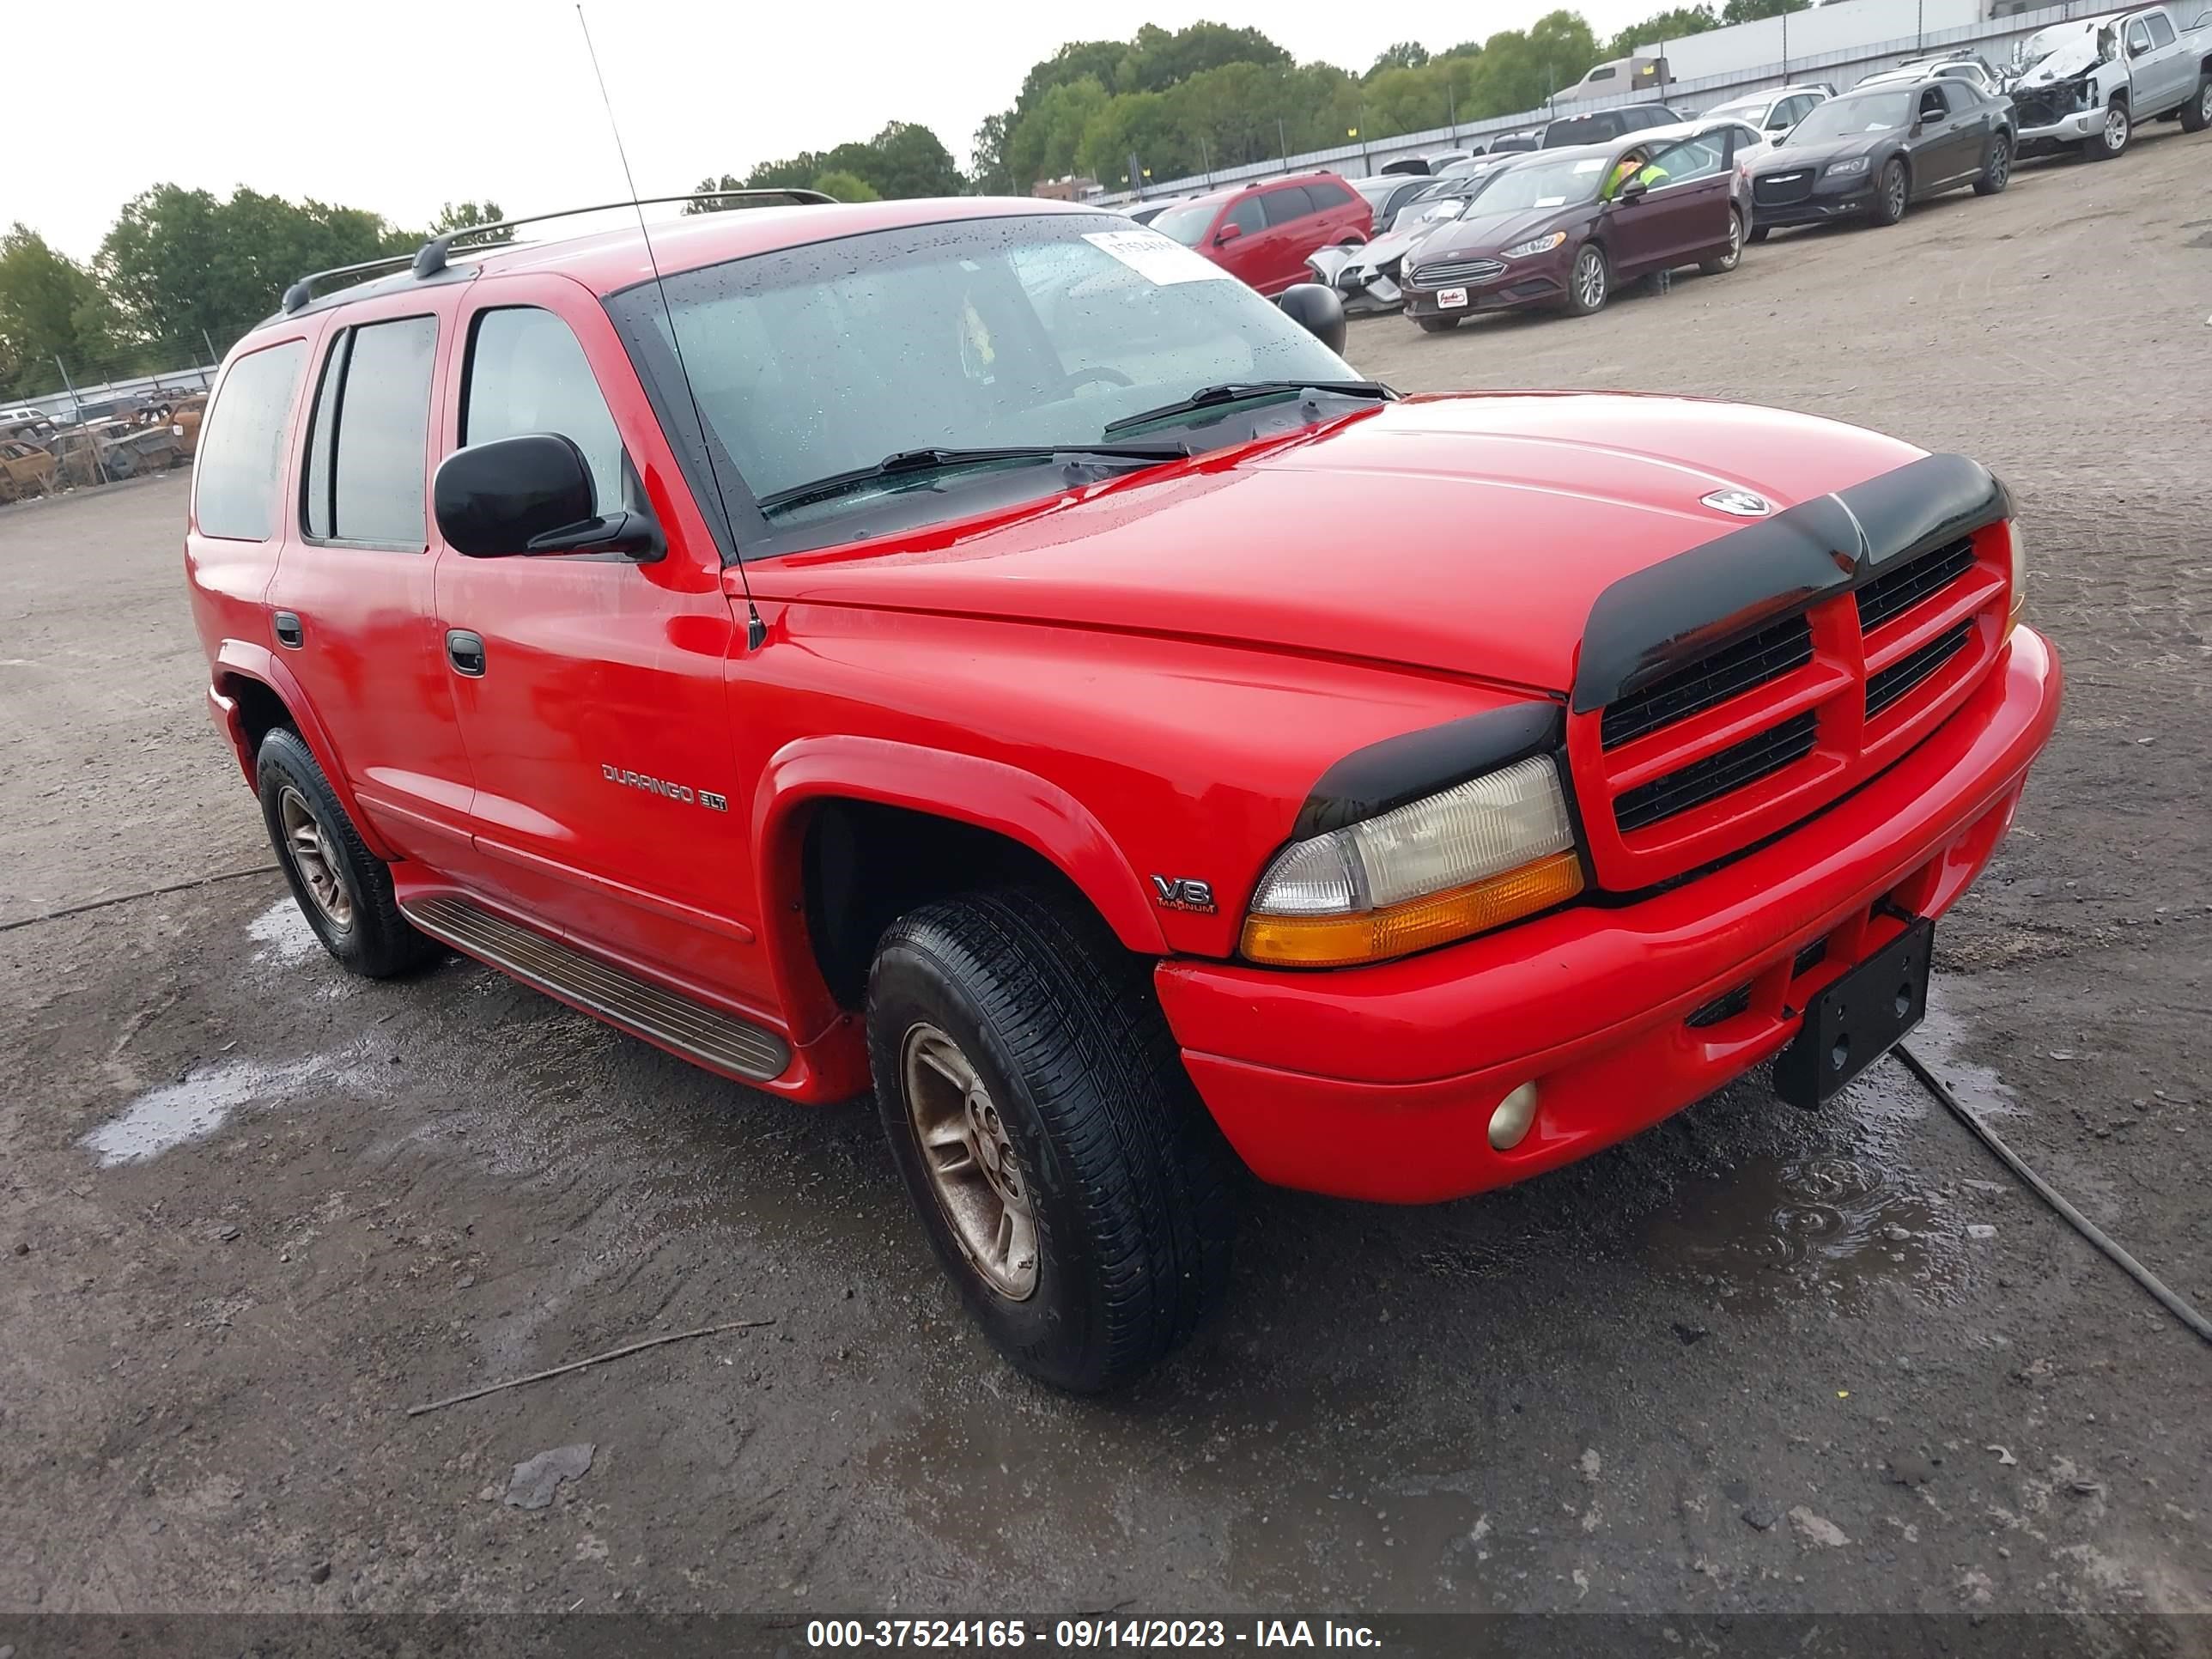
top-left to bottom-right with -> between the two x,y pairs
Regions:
210,640 -> 399,862
752,736 -> 1170,1035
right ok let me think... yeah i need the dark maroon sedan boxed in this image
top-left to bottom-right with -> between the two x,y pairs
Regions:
1400,127 -> 1747,329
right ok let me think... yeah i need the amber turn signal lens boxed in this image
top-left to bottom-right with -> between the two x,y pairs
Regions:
1240,851 -> 1584,968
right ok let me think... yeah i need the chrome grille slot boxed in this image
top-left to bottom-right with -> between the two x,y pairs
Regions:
1411,257 -> 1504,285
1614,711 -> 1819,833
1866,621 -> 1972,720
1856,538 -> 1973,634
1601,614 -> 1813,750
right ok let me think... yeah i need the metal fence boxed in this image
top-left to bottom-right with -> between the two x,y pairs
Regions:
1098,0 -> 2112,205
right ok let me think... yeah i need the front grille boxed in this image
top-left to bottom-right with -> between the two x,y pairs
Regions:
1856,538 -> 1973,633
1601,613 -> 1813,750
1412,256 -> 1504,285
1754,170 -> 1814,205
1614,712 -> 1819,833
1866,622 -> 1972,720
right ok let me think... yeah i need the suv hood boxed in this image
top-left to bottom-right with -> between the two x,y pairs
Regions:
750,393 -> 1923,695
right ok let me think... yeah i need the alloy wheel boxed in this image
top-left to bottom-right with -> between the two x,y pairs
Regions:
1884,165 -> 1907,219
1576,247 -> 1607,310
277,785 -> 353,930
2104,106 -> 2129,153
1723,212 -> 1743,268
900,1022 -> 1039,1300
1989,142 -> 2010,190
2201,83 -> 2212,126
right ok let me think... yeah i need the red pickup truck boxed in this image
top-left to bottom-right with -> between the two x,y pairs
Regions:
185,194 -> 2059,1390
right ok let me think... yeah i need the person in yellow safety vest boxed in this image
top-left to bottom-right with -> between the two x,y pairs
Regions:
1601,152 -> 1669,201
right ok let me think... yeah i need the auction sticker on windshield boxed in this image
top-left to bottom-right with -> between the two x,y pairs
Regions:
1084,229 -> 1236,285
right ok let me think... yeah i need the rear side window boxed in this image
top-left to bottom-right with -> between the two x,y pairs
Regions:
302,316 -> 438,548
1261,185 -> 1316,226
195,340 -> 305,541
462,308 -> 623,514
1306,179 -> 1354,210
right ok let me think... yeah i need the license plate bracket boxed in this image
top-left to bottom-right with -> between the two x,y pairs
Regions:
1774,919 -> 1935,1109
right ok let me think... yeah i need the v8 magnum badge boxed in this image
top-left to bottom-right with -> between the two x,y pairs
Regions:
1151,875 -> 1216,914
601,763 -> 727,811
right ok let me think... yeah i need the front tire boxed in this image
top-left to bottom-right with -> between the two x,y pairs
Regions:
256,727 -> 440,979
2083,100 -> 2129,160
2179,77 -> 2211,134
1415,314 -> 1460,332
867,888 -> 1236,1393
1870,157 -> 1910,225
1747,223 -> 1771,244
1565,242 -> 1611,315
1700,207 -> 1746,274
1973,134 -> 2013,195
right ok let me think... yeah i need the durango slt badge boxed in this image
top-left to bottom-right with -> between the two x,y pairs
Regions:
601,763 -> 728,811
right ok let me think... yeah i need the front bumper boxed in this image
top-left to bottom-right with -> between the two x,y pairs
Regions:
1749,174 -> 1878,227
1401,244 -> 1572,319
2016,110 -> 2100,149
1156,627 -> 2061,1203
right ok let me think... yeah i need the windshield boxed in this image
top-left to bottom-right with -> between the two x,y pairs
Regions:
1462,154 -> 1609,212
1786,90 -> 1914,141
1147,200 -> 1222,246
606,214 -> 1354,539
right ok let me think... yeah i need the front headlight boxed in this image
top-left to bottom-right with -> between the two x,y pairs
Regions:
1825,156 -> 1870,177
2006,518 -> 2027,630
1502,230 -> 1567,259
1241,754 -> 1583,967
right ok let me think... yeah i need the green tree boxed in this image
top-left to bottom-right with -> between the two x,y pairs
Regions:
427,199 -> 512,244
1118,21 -> 1289,93
1721,0 -> 1808,21
97,185 -> 410,357
863,121 -> 964,198
970,112 -> 1015,194
1369,41 -> 1431,76
810,170 -> 881,203
0,224 -> 127,395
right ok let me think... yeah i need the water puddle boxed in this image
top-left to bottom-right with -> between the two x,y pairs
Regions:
246,898 -> 320,966
81,1048 -> 385,1166
1638,981 -> 2012,1310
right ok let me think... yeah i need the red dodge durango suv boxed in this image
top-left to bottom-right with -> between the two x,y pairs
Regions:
185,191 -> 2060,1390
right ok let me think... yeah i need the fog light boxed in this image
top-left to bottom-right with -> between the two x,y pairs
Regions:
1487,1081 -> 1540,1151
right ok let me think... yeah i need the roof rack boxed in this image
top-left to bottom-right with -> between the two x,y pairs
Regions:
278,187 -> 835,315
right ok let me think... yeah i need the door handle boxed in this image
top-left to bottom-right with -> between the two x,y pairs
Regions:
446,629 -> 486,678
273,611 -> 303,649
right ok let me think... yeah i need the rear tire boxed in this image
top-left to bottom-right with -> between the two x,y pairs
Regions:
255,727 -> 441,979
1870,157 -> 1910,225
1699,207 -> 1746,274
1973,133 -> 2013,195
2180,77 -> 2212,134
867,887 -> 1236,1393
2083,100 -> 2129,160
1747,223 -> 1771,244
1415,314 -> 1461,332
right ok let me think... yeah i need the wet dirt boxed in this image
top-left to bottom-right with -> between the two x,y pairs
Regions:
2,130 -> 2209,1619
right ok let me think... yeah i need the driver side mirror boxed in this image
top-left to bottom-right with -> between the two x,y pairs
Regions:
1618,179 -> 1650,204
434,434 -> 663,562
1275,283 -> 1347,355
1214,222 -> 1244,245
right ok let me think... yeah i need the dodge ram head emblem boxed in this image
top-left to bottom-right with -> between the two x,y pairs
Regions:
1701,488 -> 1773,519
1151,876 -> 1217,914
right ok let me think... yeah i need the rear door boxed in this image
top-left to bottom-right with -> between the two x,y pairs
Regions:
429,274 -> 766,1005
264,295 -> 480,868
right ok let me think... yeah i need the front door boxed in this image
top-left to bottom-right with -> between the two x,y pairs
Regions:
1915,84 -> 1977,186
1638,133 -> 1737,267
429,276 -> 768,1007
263,296 -> 479,868
1212,194 -> 1269,289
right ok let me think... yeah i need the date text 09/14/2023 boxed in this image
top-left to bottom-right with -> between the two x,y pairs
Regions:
805,1619 -> 1382,1649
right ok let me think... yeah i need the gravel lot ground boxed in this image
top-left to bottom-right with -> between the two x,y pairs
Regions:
3,127 -> 2208,1625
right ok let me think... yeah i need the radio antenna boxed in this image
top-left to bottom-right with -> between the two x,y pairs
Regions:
577,4 -> 766,650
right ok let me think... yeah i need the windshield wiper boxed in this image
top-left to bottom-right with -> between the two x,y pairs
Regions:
757,441 -> 1191,515
1102,380 -> 1393,437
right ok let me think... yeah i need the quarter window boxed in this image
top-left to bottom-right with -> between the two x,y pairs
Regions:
194,340 -> 305,541
462,307 -> 623,514
303,315 -> 439,547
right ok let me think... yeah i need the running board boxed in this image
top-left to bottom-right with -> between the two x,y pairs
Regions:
401,895 -> 792,1082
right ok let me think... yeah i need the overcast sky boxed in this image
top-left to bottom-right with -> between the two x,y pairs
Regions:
13,0 -> 1661,260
